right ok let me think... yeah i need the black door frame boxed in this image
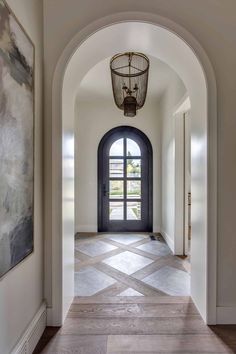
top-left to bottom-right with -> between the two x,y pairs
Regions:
98,126 -> 153,232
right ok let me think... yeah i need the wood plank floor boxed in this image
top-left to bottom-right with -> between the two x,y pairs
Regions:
34,296 -> 236,353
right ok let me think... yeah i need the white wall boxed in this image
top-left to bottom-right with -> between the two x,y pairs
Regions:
61,81 -> 75,322
0,0 -> 44,353
159,73 -> 186,251
75,98 -> 162,233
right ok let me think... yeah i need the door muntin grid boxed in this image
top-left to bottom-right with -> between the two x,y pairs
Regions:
98,126 -> 153,232
109,137 -> 142,221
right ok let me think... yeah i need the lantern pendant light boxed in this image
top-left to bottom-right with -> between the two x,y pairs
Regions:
110,52 -> 150,117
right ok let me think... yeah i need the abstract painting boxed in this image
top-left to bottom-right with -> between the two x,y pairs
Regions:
0,0 -> 34,278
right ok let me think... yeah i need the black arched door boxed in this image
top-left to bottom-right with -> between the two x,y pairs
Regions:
98,126 -> 153,232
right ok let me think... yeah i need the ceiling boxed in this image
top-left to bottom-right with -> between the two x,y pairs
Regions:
77,55 -> 177,102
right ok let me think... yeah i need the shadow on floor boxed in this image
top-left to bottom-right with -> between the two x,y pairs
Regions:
209,325 -> 236,353
33,327 -> 60,354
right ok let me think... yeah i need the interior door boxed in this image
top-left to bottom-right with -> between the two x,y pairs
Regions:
184,112 -> 191,255
98,126 -> 153,232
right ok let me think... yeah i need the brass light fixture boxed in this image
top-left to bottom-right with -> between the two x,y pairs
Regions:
110,52 -> 150,117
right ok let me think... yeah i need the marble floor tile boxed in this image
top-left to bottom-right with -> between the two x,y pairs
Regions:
75,267 -> 116,296
75,240 -> 117,257
137,241 -> 171,256
142,266 -> 190,296
106,233 -> 145,245
117,287 -> 144,296
103,251 -> 153,275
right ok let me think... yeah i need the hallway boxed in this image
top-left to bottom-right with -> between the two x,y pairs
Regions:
1,2 -> 236,353
34,234 -> 236,353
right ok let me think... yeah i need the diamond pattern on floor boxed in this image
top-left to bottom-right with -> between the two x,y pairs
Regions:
117,288 -> 144,296
102,251 -> 154,275
75,267 -> 116,296
142,265 -> 190,296
137,241 -> 171,256
75,240 -> 117,257
74,233 -> 190,297
106,233 -> 144,245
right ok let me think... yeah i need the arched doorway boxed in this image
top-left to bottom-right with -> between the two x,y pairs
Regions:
48,17 -> 217,325
98,126 -> 153,232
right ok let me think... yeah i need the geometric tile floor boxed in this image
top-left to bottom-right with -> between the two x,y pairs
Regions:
75,240 -> 117,257
74,266 -> 116,296
137,241 -> 171,256
142,265 -> 190,296
106,233 -> 144,245
102,251 -> 154,275
75,233 -> 190,297
118,287 -> 144,296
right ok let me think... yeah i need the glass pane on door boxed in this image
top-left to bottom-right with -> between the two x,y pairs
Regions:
127,180 -> 141,199
127,159 -> 141,177
109,159 -> 124,177
109,180 -> 124,199
109,201 -> 124,220
110,138 -> 124,156
126,138 -> 141,156
127,201 -> 141,220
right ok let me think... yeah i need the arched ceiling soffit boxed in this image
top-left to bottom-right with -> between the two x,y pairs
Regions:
63,22 -> 206,103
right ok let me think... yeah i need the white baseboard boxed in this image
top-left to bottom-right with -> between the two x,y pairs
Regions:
153,226 -> 161,233
46,307 -> 62,327
216,306 -> 236,324
161,230 -> 174,253
11,302 -> 46,354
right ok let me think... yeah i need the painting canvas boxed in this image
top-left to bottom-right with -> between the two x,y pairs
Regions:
0,0 -> 34,278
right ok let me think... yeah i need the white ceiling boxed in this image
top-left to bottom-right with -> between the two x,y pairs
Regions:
77,55 -> 177,102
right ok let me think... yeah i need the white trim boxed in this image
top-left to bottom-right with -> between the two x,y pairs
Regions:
184,112 -> 191,256
216,307 -> 236,324
11,302 -> 46,354
153,225 -> 161,234
173,102 -> 191,257
173,93 -> 191,115
46,307 -> 61,327
174,111 -> 185,255
48,11 -> 217,326
161,230 -> 174,253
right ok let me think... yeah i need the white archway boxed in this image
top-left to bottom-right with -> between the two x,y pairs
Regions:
48,13 -> 217,326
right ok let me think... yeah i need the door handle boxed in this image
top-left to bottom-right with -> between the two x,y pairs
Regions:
103,184 -> 109,197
